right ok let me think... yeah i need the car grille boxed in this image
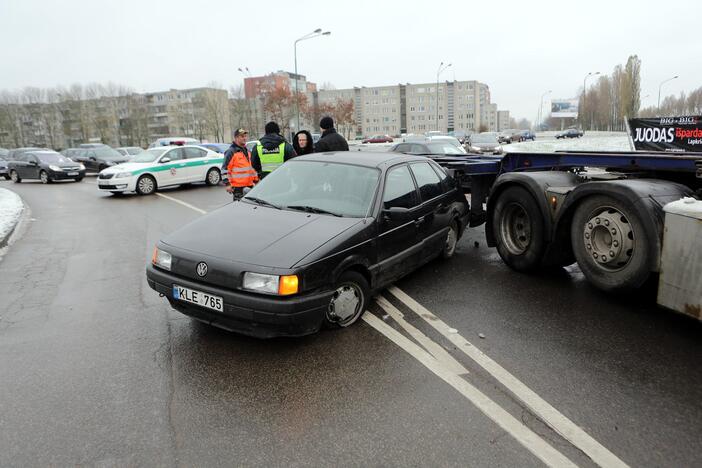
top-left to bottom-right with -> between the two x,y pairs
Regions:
98,173 -> 114,179
98,184 -> 119,189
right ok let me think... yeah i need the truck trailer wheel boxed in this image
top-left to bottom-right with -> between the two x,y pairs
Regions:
570,195 -> 652,292
492,186 -> 546,271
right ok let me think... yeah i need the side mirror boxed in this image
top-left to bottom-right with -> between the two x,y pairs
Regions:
28,160 -> 37,166
382,206 -> 410,221
160,157 -> 171,163
242,186 -> 252,195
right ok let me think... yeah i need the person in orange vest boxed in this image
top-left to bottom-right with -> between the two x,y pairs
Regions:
225,128 -> 258,200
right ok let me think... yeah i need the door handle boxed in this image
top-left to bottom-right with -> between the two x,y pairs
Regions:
414,217 -> 425,226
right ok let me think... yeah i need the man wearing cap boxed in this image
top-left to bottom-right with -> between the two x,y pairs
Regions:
250,121 -> 296,180
224,128 -> 258,200
314,116 -> 349,152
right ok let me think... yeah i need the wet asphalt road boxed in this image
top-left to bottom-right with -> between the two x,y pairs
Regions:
0,177 -> 700,467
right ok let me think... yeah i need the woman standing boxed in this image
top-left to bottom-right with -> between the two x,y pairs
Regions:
293,130 -> 315,155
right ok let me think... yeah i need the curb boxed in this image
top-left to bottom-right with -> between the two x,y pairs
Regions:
0,188 -> 24,249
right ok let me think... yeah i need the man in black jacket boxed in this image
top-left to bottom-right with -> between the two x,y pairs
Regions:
250,121 -> 296,179
314,116 -> 349,152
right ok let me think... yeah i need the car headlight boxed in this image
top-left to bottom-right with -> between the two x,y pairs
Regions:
49,165 -> 62,171
78,163 -> 86,170
243,272 -> 299,295
115,171 -> 132,178
152,247 -> 172,271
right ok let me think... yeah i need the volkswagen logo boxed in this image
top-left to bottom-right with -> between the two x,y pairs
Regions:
196,262 -> 208,277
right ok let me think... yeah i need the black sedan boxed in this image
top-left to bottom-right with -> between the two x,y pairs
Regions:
68,147 -> 129,171
556,128 -> 584,139
147,152 -> 469,338
8,150 -> 86,183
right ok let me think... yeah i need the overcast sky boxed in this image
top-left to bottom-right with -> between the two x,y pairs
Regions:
1,0 -> 700,121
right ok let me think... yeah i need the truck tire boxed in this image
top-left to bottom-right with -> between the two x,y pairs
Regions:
570,195 -> 652,292
324,271 -> 369,329
492,186 -> 546,271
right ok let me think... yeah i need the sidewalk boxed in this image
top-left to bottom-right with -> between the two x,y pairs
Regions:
0,188 -> 24,248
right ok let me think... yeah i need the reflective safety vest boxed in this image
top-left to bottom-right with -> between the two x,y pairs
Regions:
227,150 -> 258,187
258,143 -> 285,173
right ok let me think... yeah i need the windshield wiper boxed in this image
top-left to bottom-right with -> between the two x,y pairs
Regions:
286,205 -> 343,217
242,196 -> 281,209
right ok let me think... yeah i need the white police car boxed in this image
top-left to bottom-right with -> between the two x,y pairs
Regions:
97,145 -> 223,195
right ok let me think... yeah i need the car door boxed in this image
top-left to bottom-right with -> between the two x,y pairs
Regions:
182,146 -> 209,182
10,153 -> 27,177
24,153 -> 41,179
409,161 -> 453,263
376,163 -> 423,285
155,147 -> 186,187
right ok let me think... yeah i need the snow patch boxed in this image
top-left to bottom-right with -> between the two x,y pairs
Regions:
504,132 -> 632,153
0,188 -> 23,243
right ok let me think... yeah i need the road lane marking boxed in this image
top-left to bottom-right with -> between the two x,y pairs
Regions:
362,313 -> 578,468
375,296 -> 469,376
388,286 -> 629,468
155,193 -> 207,214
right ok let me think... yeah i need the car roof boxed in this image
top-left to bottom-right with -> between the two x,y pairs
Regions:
295,151 -> 428,168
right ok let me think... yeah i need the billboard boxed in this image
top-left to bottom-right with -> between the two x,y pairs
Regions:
551,99 -> 579,119
628,116 -> 702,152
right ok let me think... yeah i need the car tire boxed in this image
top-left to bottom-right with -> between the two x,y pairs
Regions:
2,174 -> 10,180
492,186 -> 546,271
136,175 -> 156,195
10,170 -> 21,183
40,170 -> 51,184
74,177 -> 83,182
442,220 -> 459,259
570,195 -> 652,292
324,271 -> 370,329
205,167 -> 221,186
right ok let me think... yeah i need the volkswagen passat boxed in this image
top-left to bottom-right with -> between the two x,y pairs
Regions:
146,152 -> 469,338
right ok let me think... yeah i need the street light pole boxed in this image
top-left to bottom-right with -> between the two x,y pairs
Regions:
658,75 -> 679,111
294,29 -> 331,132
538,90 -> 551,130
582,71 -> 600,130
435,62 -> 451,131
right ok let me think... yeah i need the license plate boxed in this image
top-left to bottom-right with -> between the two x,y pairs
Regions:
67,172 -> 78,176
172,285 -> 223,312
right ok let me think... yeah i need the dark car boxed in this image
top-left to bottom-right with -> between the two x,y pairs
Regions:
390,141 -> 467,156
519,130 -> 536,141
8,150 -> 86,183
466,133 -> 504,154
362,135 -> 394,144
556,128 -> 584,139
146,152 -> 469,338
0,156 -> 9,180
7,147 -> 47,161
198,143 -> 230,154
67,147 -> 129,172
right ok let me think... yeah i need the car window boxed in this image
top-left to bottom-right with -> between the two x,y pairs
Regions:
410,144 -> 427,154
429,161 -> 455,192
164,148 -> 185,161
184,147 -> 206,159
87,151 -> 96,158
26,154 -> 38,163
410,162 -> 443,201
383,165 -> 419,209
393,144 -> 410,153
14,153 -> 26,162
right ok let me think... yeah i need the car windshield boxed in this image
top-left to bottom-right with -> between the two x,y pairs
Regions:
244,161 -> 380,218
426,143 -> 466,155
127,148 -> 144,155
472,134 -> 499,144
36,153 -> 72,164
132,148 -> 167,163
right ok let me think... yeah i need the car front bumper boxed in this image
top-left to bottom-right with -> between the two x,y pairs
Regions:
146,264 -> 334,338
97,176 -> 136,192
49,169 -> 86,180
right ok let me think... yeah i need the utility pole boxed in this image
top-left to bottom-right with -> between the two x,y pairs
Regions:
294,29 -> 331,132
436,62 -> 451,131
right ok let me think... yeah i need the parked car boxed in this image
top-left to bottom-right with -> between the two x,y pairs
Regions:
7,147 -> 47,161
69,147 -> 130,172
79,143 -> 109,148
115,147 -> 145,158
519,130 -> 536,141
97,145 -> 222,195
362,135 -> 394,144
466,133 -> 504,154
0,156 -> 9,180
448,130 -> 468,144
61,148 -> 84,160
390,141 -> 467,156
198,143 -> 230,154
7,150 -> 86,183
556,128 -> 584,139
146,152 -> 469,338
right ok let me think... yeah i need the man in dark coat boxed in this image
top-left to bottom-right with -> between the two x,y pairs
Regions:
314,116 -> 349,152
250,121 -> 296,179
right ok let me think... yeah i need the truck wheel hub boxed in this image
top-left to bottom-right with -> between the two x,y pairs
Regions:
583,208 -> 634,270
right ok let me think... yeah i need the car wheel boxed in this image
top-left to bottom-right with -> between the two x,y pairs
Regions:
136,175 -> 156,195
325,271 -> 369,328
40,170 -> 51,184
492,186 -> 546,271
10,170 -> 21,183
74,177 -> 83,182
442,220 -> 459,259
205,167 -> 221,186
570,195 -> 652,292
2,174 -> 10,180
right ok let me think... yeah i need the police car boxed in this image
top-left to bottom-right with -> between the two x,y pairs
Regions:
97,145 -> 223,195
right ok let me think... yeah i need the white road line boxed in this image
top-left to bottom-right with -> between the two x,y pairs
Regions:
155,193 -> 207,214
375,296 -> 469,376
388,286 -> 629,468
363,313 -> 578,468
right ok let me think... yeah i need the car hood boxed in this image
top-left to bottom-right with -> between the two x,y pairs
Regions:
162,202 -> 365,269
